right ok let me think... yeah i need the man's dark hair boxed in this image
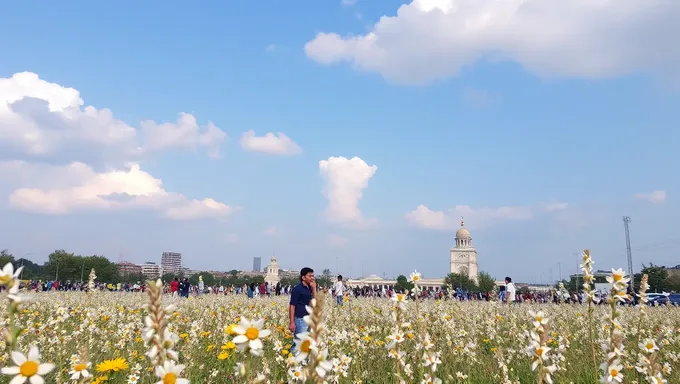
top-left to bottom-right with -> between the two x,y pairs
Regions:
300,267 -> 314,280
337,275 -> 343,280
505,276 -> 512,283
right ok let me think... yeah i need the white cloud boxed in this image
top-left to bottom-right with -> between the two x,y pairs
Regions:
0,72 -> 235,220
319,156 -> 377,228
327,234 -> 348,247
342,0 -> 357,6
634,190 -> 666,204
0,72 -> 226,165
1,161 -> 237,220
263,226 -> 278,237
541,202 -> 569,212
405,203 -> 533,230
240,130 -> 302,156
304,0 -> 680,85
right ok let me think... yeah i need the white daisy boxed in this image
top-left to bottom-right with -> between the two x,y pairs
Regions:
232,317 -> 271,356
1,346 -> 55,384
69,361 -> 91,380
0,262 -> 23,286
154,360 -> 189,384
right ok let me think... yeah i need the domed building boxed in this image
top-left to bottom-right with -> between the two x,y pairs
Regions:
449,217 -> 479,283
264,254 -> 280,285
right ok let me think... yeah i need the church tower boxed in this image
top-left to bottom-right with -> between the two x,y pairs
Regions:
264,254 -> 280,285
449,217 -> 479,283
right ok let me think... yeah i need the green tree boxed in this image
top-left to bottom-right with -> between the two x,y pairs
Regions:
0,249 -> 15,268
394,275 -> 413,292
120,273 -> 147,284
189,272 -> 216,286
14,258 -> 44,280
666,275 -> 680,292
316,269 -> 333,288
634,263 -> 668,292
444,272 -> 478,291
280,276 -> 298,287
161,273 -> 178,283
477,271 -> 496,293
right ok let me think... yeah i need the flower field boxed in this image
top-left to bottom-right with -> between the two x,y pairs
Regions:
0,259 -> 678,383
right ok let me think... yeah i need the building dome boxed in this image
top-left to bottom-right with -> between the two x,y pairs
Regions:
455,217 -> 471,240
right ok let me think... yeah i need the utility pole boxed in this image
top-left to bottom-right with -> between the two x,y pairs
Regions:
55,263 -> 59,281
80,264 -> 85,282
558,262 -> 562,282
623,216 -> 634,283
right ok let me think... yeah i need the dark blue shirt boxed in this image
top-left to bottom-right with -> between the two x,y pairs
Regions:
289,283 -> 313,318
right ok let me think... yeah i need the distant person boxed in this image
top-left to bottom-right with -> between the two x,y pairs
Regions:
505,277 -> 516,304
247,283 -> 255,299
289,267 -> 316,352
181,278 -> 190,298
275,282 -> 281,296
333,275 -> 345,306
171,277 -> 179,297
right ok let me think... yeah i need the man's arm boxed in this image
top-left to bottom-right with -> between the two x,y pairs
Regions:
289,287 -> 299,332
310,280 -> 317,297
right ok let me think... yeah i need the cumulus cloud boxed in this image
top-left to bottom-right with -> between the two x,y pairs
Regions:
240,130 -> 302,156
405,203 -> 539,230
0,72 -> 236,220
0,72 -> 226,165
305,0 -> 680,85
1,161 -> 236,220
634,190 -> 666,204
319,156 -> 377,228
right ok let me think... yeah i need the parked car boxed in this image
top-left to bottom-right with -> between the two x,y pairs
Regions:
668,294 -> 680,306
647,293 -> 669,306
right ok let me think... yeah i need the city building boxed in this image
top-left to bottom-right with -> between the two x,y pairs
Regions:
264,255 -> 280,286
161,252 -> 182,275
349,217 -> 481,289
346,274 -> 443,290
140,262 -> 162,279
450,217 -> 479,283
253,257 -> 262,272
569,270 -> 613,281
117,261 -> 142,276
667,265 -> 680,278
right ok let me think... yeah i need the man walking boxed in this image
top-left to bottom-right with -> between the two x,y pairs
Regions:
505,276 -> 516,304
333,275 -> 345,306
289,267 -> 316,351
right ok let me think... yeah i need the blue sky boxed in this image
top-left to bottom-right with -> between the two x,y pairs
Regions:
0,0 -> 678,283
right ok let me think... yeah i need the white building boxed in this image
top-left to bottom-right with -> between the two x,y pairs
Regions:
140,262 -> 163,279
347,274 -> 444,290
348,217 -> 480,288
264,255 -> 280,286
161,252 -> 182,275
450,217 -> 479,283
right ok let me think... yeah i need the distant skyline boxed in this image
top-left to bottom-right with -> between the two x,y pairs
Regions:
0,1 -> 678,283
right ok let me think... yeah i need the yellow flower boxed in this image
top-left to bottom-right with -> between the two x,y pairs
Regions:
224,324 -> 238,335
92,376 -> 108,384
217,351 -> 230,360
95,358 -> 128,373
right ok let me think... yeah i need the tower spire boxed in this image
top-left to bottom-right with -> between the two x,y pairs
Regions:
460,216 -> 465,227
